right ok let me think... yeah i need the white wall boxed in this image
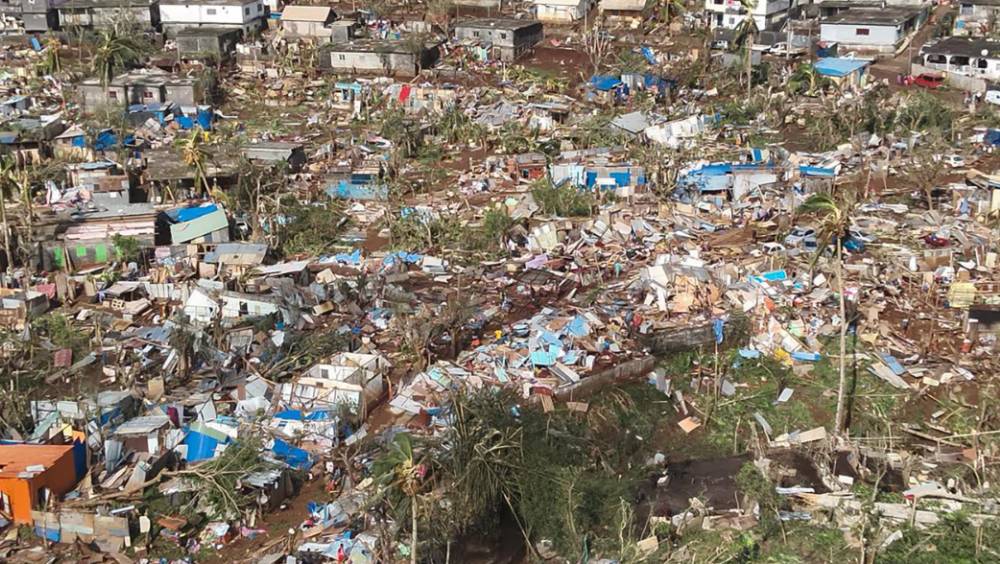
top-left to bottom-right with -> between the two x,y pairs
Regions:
534,0 -> 587,22
820,23 -> 900,47
161,1 -> 262,26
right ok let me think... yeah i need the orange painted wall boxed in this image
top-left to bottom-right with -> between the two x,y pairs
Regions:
0,448 -> 79,524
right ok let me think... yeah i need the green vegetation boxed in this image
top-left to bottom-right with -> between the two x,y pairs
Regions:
32,313 -> 91,356
879,512 -> 1000,563
531,179 -> 595,217
111,234 -> 141,263
276,199 -> 349,257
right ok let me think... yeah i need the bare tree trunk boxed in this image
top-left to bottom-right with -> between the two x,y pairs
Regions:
0,193 -> 10,287
410,496 -> 418,564
834,243 -> 847,433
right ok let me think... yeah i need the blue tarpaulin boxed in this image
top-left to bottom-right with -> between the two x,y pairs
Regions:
590,75 -> 623,91
333,249 -> 362,265
713,318 -> 725,344
985,129 -> 1000,146
800,165 -> 838,177
185,429 -> 221,462
93,129 -> 119,151
275,409 -> 333,421
814,57 -> 869,78
272,438 -> 314,470
641,46 -> 656,64
326,180 -> 388,200
382,251 -> 423,266
168,203 -> 220,222
790,351 -> 822,362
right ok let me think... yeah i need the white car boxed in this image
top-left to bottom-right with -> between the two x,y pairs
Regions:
942,155 -> 966,168
784,226 -> 817,248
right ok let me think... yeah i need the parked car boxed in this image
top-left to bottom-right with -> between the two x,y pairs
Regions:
909,73 -> 945,89
784,226 -> 816,248
770,42 -> 807,56
942,154 -> 966,168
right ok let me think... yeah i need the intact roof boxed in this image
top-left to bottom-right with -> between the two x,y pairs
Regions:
821,7 -> 921,26
280,5 -> 333,22
161,0 -> 252,5
0,444 -> 73,478
813,57 -> 870,77
600,0 -> 648,11
455,18 -> 542,31
922,36 -> 1000,58
114,414 -> 170,435
60,0 -> 154,8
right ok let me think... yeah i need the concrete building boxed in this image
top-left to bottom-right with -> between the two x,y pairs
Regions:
600,0 -> 651,23
77,69 -> 205,112
280,4 -> 334,39
533,0 -> 591,23
57,0 -> 159,29
320,39 -> 441,76
955,0 -> 1000,36
159,0 -> 264,36
453,18 -> 543,62
175,26 -> 242,59
705,0 -> 789,31
20,0 -> 62,31
819,7 -> 924,54
920,36 -> 1000,81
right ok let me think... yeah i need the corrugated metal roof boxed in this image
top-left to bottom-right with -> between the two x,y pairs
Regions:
281,5 -> 333,22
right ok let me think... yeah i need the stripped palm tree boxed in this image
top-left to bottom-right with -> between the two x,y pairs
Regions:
798,193 -> 854,434
372,433 -> 426,564
661,0 -> 686,36
731,0 -> 759,98
177,128 -> 211,197
43,37 -> 61,74
92,29 -> 145,86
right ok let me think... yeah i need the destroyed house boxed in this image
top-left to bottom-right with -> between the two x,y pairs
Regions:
453,18 -> 544,62
550,149 -> 647,191
56,0 -> 159,29
0,288 -> 49,329
510,152 -> 548,180
110,415 -> 171,454
954,0 -> 1000,36
600,0 -> 652,22
320,39 -> 441,76
41,203 -> 157,271
0,444 -> 80,524
77,69 -> 205,112
159,0 -> 266,36
0,115 -> 64,164
280,4 -> 336,39
158,203 -> 230,245
820,7 -> 925,54
175,26 -> 242,59
278,353 -> 388,419
919,36 -> 1000,81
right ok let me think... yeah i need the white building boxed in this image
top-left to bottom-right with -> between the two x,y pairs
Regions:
704,0 -> 790,31
819,7 -> 924,54
534,0 -> 592,23
159,0 -> 265,36
920,37 -> 1000,81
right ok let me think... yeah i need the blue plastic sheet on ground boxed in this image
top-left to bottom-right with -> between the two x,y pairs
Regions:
185,429 -> 221,462
566,315 -> 589,337
272,438 -> 314,470
641,46 -> 656,64
326,180 -> 388,200
530,349 -> 557,366
750,270 -> 788,283
790,351 -> 822,362
382,251 -> 423,266
590,75 -> 623,91
879,353 -> 905,375
739,348 -> 761,359
333,248 -> 362,265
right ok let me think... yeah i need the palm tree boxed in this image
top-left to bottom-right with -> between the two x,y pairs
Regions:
798,193 -> 853,434
372,433 -> 425,564
731,0 -> 759,98
0,159 -> 16,284
92,29 -> 145,86
177,128 -> 210,197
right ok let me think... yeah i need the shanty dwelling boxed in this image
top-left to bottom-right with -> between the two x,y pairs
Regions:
813,57 -> 871,90
453,18 -> 544,62
241,141 -> 307,171
159,0 -> 265,37
77,69 -> 205,113
161,203 -> 231,245
533,0 -> 591,23
954,0 -> 1000,36
0,288 -> 49,329
175,26 -> 242,60
705,0 -> 789,31
279,4 -> 335,39
56,0 -> 159,30
320,39 -> 441,76
0,444 -> 80,524
599,0 -> 651,24
278,353 -> 388,419
919,37 -> 1000,83
819,7 -> 925,55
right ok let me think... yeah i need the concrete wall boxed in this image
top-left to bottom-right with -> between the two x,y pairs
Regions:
282,19 -> 328,38
328,50 -> 419,74
535,1 -> 587,22
161,0 -> 261,26
820,22 -> 900,49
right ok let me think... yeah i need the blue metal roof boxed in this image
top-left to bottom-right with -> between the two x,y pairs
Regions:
814,57 -> 869,78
